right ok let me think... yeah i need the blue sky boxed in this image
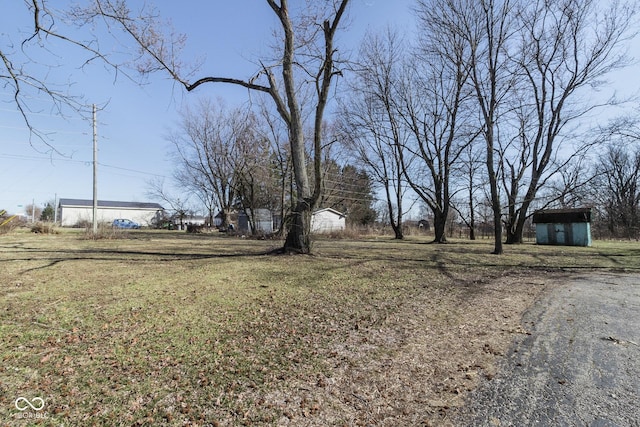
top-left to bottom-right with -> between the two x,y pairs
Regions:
0,0 -> 415,215
1,1 -> 638,217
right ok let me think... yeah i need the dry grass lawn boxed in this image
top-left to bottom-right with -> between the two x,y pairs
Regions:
1,230 -> 638,426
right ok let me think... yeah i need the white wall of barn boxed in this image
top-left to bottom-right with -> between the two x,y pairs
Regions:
59,206 -> 161,227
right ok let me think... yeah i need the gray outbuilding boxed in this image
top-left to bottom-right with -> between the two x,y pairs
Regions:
238,209 -> 273,234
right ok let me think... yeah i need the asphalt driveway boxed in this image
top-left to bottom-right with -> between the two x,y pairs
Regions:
454,273 -> 640,427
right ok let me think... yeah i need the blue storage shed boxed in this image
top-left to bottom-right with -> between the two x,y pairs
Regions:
532,208 -> 592,247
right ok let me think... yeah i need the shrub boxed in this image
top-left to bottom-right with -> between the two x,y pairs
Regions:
73,219 -> 92,228
81,223 -> 127,240
31,222 -> 59,234
0,214 -> 23,234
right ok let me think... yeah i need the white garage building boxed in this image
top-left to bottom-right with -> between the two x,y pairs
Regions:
58,198 -> 164,227
311,208 -> 346,234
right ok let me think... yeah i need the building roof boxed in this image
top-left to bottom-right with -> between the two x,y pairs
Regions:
532,208 -> 591,224
58,198 -> 164,210
313,208 -> 346,217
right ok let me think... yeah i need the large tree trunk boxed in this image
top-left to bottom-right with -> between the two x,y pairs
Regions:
489,199 -> 503,253
505,224 -> 520,244
283,131 -> 312,252
505,206 -> 526,244
433,211 -> 448,243
512,216 -> 526,244
393,226 -> 404,240
219,209 -> 229,230
278,0 -> 349,254
284,201 -> 312,254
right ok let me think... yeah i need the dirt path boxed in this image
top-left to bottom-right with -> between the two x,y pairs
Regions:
453,273 -> 640,426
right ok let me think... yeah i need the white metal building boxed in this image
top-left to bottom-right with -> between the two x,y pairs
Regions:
311,208 -> 346,234
58,198 -> 164,227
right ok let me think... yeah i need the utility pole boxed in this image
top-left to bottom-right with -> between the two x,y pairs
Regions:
92,104 -> 98,234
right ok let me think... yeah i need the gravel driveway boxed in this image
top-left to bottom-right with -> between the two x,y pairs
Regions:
454,273 -> 640,427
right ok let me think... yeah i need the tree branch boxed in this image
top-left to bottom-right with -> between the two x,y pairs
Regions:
185,76 -> 271,93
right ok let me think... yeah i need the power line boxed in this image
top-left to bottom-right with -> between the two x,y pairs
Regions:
0,153 -> 169,179
0,153 -> 89,164
98,163 -> 169,179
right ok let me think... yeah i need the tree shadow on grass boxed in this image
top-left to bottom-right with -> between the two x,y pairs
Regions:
2,247 -> 275,274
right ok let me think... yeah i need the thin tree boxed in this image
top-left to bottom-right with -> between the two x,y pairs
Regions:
2,1 -> 123,149
255,101 -> 293,235
168,99 -> 247,230
339,29 -> 410,239
451,141 -> 485,240
234,114 -> 282,235
401,1 -> 475,243
468,0 -> 517,254
412,0 -> 515,252
146,178 -> 192,229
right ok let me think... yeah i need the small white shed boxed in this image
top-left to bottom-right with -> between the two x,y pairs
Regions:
58,198 -> 164,227
311,208 -> 346,234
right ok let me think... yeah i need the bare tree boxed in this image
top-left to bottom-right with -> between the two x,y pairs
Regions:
411,0 -> 636,250
465,0 -> 517,254
146,177 -> 191,229
593,143 -> 640,239
339,29 -> 410,239
451,141 -> 485,240
234,114 -> 283,235
254,101 -> 292,235
401,1 -> 476,243
168,99 -> 249,230
604,112 -> 640,142
415,0 -> 516,253
66,0 -> 351,253
1,1 -> 119,149
542,154 -> 596,210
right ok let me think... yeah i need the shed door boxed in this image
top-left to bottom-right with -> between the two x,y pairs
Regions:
547,223 -> 569,245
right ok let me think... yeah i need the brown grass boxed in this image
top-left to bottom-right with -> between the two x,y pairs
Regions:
0,231 -> 638,426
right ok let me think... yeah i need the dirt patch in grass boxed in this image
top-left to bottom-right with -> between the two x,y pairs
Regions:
0,232 -> 636,426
